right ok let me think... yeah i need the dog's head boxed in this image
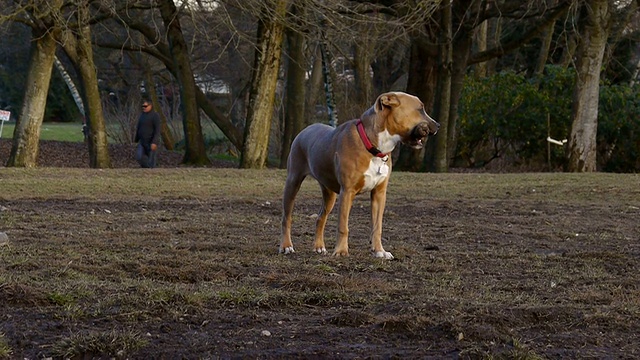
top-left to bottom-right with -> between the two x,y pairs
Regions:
374,92 -> 440,149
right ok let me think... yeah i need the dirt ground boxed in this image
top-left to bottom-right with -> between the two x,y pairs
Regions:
1,141 -> 639,359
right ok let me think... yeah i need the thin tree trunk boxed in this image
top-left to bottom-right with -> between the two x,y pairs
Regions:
60,29 -> 111,167
193,86 -> 243,150
75,3 -> 111,168
241,0 -> 290,169
7,28 -> 57,167
397,34 -> 438,172
54,57 -> 85,118
447,28 -> 474,168
475,20 -> 488,78
157,0 -> 210,166
281,12 -> 306,168
567,0 -> 611,172
320,36 -> 339,127
431,1 -> 452,173
535,20 -> 556,75
144,69 -> 175,150
354,19 -> 376,107
486,18 -> 501,76
559,34 -> 577,68
304,44 -> 324,125
631,57 -> 640,86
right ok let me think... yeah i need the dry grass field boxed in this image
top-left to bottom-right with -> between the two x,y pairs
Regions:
0,143 -> 639,359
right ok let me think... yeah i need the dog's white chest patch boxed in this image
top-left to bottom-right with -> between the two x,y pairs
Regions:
361,157 -> 389,193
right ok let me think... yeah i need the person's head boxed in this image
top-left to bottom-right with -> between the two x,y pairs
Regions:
142,101 -> 153,113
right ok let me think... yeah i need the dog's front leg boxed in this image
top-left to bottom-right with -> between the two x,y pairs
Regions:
332,189 -> 356,256
313,185 -> 337,254
370,185 -> 393,260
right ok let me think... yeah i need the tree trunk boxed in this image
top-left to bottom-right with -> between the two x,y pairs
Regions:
474,20 -> 488,78
54,57 -> 85,118
431,1 -> 452,173
396,34 -> 438,171
320,37 -> 339,127
423,0 -> 476,172
354,21 -> 376,107
59,26 -> 111,168
280,14 -> 306,168
535,20 -> 556,75
7,28 -> 57,167
194,86 -> 243,150
559,34 -> 577,68
567,0 -> 611,172
157,0 -> 210,166
240,0 -> 290,169
446,27 -> 474,168
371,47 -> 407,94
75,4 -> 111,168
304,44 -> 324,125
486,18 -> 502,77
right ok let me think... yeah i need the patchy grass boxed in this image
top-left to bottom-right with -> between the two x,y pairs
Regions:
0,333 -> 12,359
0,169 -> 639,358
51,330 -> 147,359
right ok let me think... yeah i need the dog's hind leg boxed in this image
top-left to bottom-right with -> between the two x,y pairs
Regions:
280,172 -> 305,254
313,185 -> 337,254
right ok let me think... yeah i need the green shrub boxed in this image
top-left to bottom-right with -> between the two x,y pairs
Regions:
458,67 -> 573,169
457,66 -> 640,172
597,83 -> 640,172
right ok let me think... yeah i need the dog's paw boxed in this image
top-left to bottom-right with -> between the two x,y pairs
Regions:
332,249 -> 350,257
280,246 -> 295,255
373,251 -> 394,260
314,247 -> 327,255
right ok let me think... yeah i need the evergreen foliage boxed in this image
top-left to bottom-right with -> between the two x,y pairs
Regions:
458,66 -> 639,172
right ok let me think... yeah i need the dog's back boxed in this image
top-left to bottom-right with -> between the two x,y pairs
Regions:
287,122 -> 353,193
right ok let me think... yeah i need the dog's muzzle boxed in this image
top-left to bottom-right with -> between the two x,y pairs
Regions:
406,121 -> 440,149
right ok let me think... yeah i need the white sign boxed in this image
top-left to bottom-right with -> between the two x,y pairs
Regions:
0,110 -> 9,138
0,110 -> 9,122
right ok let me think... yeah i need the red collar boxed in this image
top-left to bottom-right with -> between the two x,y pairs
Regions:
356,119 -> 388,158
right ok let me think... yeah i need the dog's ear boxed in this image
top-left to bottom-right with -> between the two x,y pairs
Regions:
375,93 -> 400,113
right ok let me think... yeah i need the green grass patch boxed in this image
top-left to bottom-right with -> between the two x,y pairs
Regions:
0,333 -> 12,359
1,122 -> 85,142
51,330 -> 147,359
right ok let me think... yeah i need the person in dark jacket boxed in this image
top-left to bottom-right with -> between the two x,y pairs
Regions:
135,100 -> 161,168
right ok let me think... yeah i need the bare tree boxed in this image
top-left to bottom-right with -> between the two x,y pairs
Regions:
110,7 -> 245,151
59,1 -> 112,168
157,0 -> 210,165
6,0 -> 62,167
240,0 -> 290,169
280,1 -> 307,168
5,0 -> 113,167
432,0 -> 452,173
566,0 -> 612,172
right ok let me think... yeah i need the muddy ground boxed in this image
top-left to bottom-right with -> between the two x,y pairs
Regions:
0,141 -> 639,359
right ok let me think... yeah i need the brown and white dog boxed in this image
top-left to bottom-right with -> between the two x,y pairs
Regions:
280,92 -> 439,259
